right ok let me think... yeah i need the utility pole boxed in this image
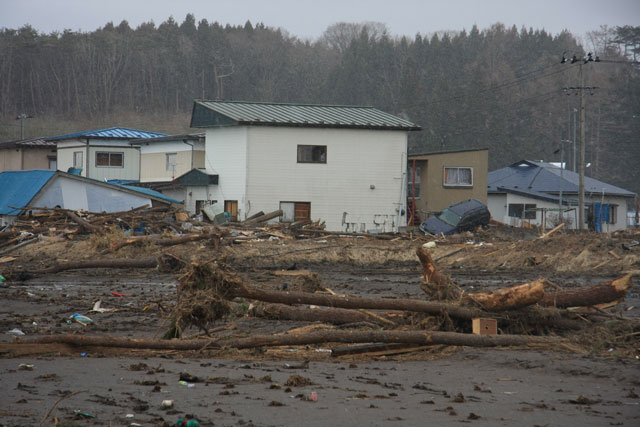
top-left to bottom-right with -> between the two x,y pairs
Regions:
16,113 -> 33,139
578,63 -> 586,230
561,53 -> 599,230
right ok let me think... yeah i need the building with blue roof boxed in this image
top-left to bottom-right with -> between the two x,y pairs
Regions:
487,160 -> 635,231
52,127 -> 166,183
0,170 -> 180,226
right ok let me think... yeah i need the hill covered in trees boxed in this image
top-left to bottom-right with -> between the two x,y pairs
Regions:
0,16 -> 638,196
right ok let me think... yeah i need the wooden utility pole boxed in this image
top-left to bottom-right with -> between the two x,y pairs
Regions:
578,63 -> 585,230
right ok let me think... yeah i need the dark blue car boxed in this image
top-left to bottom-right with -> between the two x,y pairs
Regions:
419,199 -> 490,235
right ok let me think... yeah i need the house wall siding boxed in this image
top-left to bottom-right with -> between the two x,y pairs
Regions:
411,150 -> 488,217
204,127 -> 248,217
245,127 -> 407,232
0,149 -> 23,171
140,151 -> 203,181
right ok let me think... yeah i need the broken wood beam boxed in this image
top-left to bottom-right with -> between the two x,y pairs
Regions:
244,209 -> 283,224
541,274 -> 634,308
539,223 -> 565,239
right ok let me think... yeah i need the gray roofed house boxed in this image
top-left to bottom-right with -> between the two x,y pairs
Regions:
191,100 -> 421,232
487,160 -> 635,231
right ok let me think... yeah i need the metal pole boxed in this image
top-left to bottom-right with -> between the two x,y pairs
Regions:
578,63 -> 586,230
572,108 -> 577,172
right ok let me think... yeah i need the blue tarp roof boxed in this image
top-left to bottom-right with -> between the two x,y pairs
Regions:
488,160 -> 635,197
0,170 -> 56,215
0,170 -> 180,216
47,127 -> 166,141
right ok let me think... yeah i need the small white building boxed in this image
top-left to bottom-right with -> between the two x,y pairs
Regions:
53,127 -> 166,181
488,160 -> 636,232
190,100 -> 421,231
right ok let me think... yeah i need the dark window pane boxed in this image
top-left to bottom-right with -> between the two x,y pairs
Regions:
96,152 -> 109,166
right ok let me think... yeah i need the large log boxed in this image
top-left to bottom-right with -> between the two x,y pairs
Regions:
541,274 -> 634,308
462,279 -> 546,311
219,329 -> 565,349
22,330 -> 566,351
28,257 -> 158,275
244,209 -> 283,224
251,302 -> 393,325
101,232 -> 218,254
229,283 -> 486,320
63,210 -> 103,233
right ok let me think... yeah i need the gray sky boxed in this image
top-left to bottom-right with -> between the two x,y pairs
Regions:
1,0 -> 638,41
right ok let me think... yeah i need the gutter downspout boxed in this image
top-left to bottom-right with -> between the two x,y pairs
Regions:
182,139 -> 194,170
85,138 -> 90,177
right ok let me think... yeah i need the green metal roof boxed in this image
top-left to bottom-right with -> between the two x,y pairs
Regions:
190,100 -> 421,131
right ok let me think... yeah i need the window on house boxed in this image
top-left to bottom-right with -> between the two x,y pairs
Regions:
166,153 -> 177,172
508,203 -> 537,219
443,166 -> 473,187
47,156 -> 57,170
297,145 -> 327,163
96,152 -> 124,167
280,202 -> 311,223
407,166 -> 421,199
73,151 -> 83,169
609,205 -> 617,224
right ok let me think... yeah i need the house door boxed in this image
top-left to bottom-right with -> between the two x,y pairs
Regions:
224,200 -> 238,222
294,202 -> 311,222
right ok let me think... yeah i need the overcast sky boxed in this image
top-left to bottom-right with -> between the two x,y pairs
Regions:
1,0 -> 638,42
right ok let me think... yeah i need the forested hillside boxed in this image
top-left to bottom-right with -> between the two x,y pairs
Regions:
0,15 -> 638,195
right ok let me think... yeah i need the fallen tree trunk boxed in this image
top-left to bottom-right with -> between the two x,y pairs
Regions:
219,329 -> 566,349
229,284 -> 486,320
462,279 -> 546,311
251,302 -> 394,325
22,330 -> 566,351
541,274 -> 634,308
28,257 -> 158,275
416,246 -> 459,299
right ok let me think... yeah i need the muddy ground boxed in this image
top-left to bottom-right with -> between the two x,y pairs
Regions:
1,225 -> 639,426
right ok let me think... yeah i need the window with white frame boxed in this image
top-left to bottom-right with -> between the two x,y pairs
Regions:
96,152 -> 123,167
73,151 -> 83,169
443,166 -> 473,187
166,153 -> 177,172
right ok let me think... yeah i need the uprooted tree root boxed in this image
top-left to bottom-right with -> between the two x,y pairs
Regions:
164,260 -> 244,338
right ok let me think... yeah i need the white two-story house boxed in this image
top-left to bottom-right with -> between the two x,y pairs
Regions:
190,100 -> 421,232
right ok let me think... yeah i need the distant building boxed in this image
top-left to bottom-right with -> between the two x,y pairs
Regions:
0,137 -> 57,172
52,127 -> 165,181
488,160 -> 636,231
190,100 -> 421,231
407,148 -> 489,225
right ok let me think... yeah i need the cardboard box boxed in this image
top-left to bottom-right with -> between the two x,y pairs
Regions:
472,318 -> 497,335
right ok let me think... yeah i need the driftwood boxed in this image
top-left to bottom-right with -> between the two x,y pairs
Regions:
539,223 -> 565,239
102,232 -> 217,254
462,279 -> 546,311
541,274 -> 634,308
251,303 -> 394,325
22,330 -> 566,351
416,246 -> 459,299
28,257 -> 158,275
229,283 -> 486,320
